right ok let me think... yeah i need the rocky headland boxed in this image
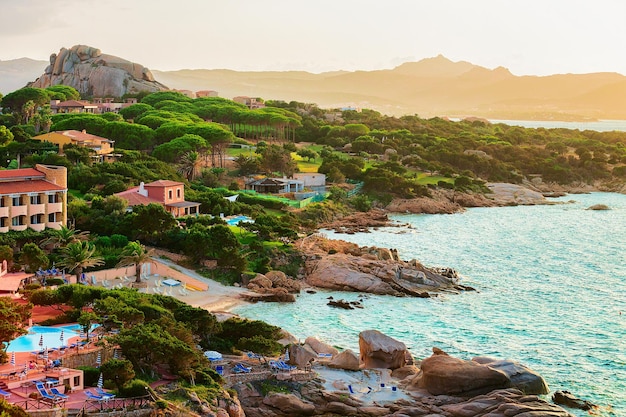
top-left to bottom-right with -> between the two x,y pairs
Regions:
28,44 -> 168,97
229,330 -> 577,417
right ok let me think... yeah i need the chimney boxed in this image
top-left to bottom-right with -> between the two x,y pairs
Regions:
138,182 -> 148,197
82,129 -> 87,134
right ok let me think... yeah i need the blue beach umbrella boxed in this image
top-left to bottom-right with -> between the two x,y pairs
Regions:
96,352 -> 101,367
59,330 -> 64,345
97,373 -> 104,389
113,349 -> 119,360
38,334 -> 44,350
10,351 -> 15,367
43,347 -> 48,361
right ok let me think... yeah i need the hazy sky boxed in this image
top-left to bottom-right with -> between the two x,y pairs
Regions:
1,0 -> 625,75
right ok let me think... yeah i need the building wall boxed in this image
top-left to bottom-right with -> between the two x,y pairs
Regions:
0,165 -> 67,233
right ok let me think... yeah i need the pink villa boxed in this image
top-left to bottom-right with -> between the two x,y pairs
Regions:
114,180 -> 200,218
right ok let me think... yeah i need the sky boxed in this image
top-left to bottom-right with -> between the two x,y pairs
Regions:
1,0 -> 625,76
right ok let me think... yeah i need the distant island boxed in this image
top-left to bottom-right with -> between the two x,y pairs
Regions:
2,53 -> 626,121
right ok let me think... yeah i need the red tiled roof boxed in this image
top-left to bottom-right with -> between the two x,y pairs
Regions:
0,168 -> 44,180
0,180 -> 66,195
145,180 -> 184,187
54,100 -> 95,108
115,188 -> 163,207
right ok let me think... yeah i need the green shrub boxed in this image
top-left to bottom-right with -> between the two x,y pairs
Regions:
78,366 -> 101,387
155,399 -> 168,409
237,335 -> 282,356
118,379 -> 149,398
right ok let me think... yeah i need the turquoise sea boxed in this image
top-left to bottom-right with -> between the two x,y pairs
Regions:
233,192 -> 626,416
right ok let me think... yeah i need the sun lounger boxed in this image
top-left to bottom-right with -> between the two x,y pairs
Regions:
232,363 -> 251,373
85,390 -> 106,401
278,361 -> 296,371
0,388 -> 10,399
35,382 -> 63,403
49,387 -> 68,399
95,387 -> 116,399
317,352 -> 333,358
246,352 -> 264,362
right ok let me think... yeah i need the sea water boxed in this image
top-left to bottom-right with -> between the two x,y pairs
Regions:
233,192 -> 626,416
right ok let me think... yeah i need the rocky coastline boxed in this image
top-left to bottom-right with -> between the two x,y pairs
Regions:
226,330 -> 582,417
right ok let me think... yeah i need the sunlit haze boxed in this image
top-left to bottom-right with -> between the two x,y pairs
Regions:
1,0 -> 625,76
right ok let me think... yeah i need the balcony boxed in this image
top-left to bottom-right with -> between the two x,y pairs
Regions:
10,224 -> 27,232
11,205 -> 27,217
47,202 -> 63,213
28,204 -> 46,215
29,223 -> 46,232
46,221 -> 63,230
0,207 -> 8,218
0,226 -> 8,233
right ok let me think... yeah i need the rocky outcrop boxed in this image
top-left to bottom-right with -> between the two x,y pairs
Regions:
287,343 -> 318,368
485,183 -> 549,205
262,393 -> 316,415
299,235 -> 465,297
320,209 -> 393,233
587,204 -> 610,210
304,337 -> 339,357
240,289 -> 296,303
552,390 -> 597,411
442,388 -> 575,417
410,349 -> 511,396
359,330 -> 409,370
28,45 -> 168,97
472,356 -> 549,394
328,349 -> 360,371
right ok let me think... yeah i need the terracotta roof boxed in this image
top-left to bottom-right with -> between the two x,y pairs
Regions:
0,180 -> 66,195
61,130 -> 114,143
54,100 -> 96,108
114,188 -> 163,207
144,180 -> 184,187
0,168 -> 44,180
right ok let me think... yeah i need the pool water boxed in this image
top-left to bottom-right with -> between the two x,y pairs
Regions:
226,215 -> 253,226
6,324 -> 84,352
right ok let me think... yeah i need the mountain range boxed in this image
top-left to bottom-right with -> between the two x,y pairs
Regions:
3,54 -> 626,121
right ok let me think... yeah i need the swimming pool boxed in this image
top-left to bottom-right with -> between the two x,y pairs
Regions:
6,324 -> 85,352
226,215 -> 253,226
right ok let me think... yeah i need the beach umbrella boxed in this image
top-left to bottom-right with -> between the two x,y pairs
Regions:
113,349 -> 119,359
96,352 -> 101,367
43,347 -> 48,361
10,351 -> 15,367
38,334 -> 44,350
203,351 -> 222,361
59,330 -> 64,345
97,373 -> 104,389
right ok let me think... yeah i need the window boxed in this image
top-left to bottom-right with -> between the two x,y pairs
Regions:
0,217 -> 7,227
30,195 -> 41,205
168,190 -> 173,200
177,188 -> 181,198
48,194 -> 58,203
11,216 -> 24,226
12,196 -> 22,206
48,213 -> 57,223
0,197 -> 5,207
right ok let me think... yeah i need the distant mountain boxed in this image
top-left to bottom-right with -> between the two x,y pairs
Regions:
4,52 -> 626,120
0,58 -> 48,94
153,55 -> 626,120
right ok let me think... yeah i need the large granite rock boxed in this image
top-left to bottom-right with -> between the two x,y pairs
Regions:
415,350 -> 511,396
262,393 -> 316,415
359,330 -> 408,370
304,249 -> 460,297
304,336 -> 339,356
29,44 -> 168,97
442,388 -> 574,417
472,356 -> 549,394
287,343 -> 317,369
328,349 -> 360,371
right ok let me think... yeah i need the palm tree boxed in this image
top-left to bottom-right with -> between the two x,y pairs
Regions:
177,151 -> 203,181
56,241 -> 104,284
116,242 -> 156,284
40,225 -> 90,249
